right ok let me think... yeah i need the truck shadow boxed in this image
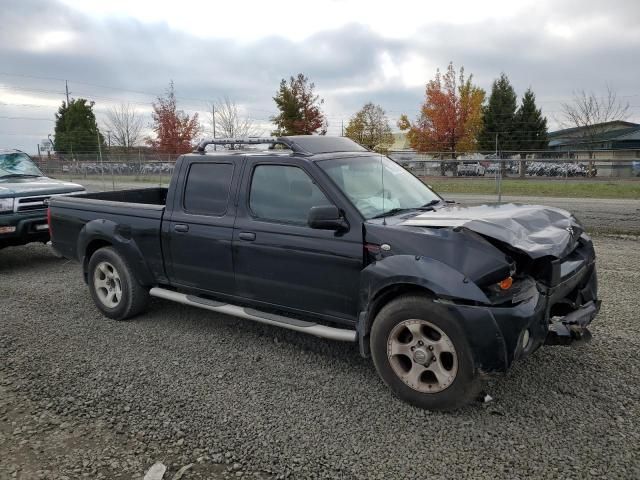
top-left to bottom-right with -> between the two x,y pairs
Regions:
0,243 -> 66,273
134,297 -> 593,415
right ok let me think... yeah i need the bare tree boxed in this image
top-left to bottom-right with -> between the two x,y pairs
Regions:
103,103 -> 144,150
207,97 -> 262,139
560,85 -> 630,157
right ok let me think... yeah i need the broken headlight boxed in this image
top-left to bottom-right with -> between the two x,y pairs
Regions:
482,276 -> 538,306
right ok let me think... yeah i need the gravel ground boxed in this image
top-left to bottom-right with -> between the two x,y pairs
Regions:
1,237 -> 639,479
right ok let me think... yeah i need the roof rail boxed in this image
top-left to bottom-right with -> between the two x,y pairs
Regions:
195,137 -> 304,154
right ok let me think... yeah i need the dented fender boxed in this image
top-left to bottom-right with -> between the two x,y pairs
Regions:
359,254 -> 490,308
356,254 -> 496,357
77,218 -> 156,286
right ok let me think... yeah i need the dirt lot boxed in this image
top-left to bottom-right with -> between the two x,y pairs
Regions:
1,237 -> 639,479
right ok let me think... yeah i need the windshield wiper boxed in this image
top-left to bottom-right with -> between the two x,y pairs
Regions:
0,173 -> 41,179
372,203 -> 441,219
371,208 -> 414,219
421,199 -> 442,208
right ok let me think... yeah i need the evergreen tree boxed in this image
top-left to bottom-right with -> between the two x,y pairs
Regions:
478,73 -> 518,152
54,99 -> 104,154
514,88 -> 548,177
515,88 -> 548,150
271,73 -> 327,136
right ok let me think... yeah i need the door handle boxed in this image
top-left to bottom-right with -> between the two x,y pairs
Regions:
238,232 -> 256,241
174,224 -> 189,233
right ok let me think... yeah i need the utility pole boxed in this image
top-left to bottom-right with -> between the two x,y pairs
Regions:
495,133 -> 502,203
97,130 -> 106,190
106,130 -> 112,149
64,81 -> 72,164
47,134 -> 53,160
212,103 -> 216,151
341,120 -> 344,137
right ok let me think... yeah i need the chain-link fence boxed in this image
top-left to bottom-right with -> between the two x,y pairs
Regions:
32,150 -> 640,200
34,152 -> 179,190
388,150 -> 640,179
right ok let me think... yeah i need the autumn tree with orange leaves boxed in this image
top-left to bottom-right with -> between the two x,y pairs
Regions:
398,63 -> 484,173
148,81 -> 200,155
271,74 -> 327,136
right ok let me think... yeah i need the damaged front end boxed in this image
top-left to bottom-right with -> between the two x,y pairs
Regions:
491,232 -> 599,360
436,231 -> 599,373
363,202 -> 601,373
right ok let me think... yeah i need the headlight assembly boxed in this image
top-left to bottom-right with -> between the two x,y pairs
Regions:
0,197 -> 14,213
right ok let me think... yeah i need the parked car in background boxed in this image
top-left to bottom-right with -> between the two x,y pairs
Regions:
49,136 -> 599,410
0,149 -> 85,249
457,161 -> 486,176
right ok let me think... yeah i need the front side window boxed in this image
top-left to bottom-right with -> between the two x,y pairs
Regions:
183,163 -> 234,216
317,156 -> 440,219
0,152 -> 43,178
249,165 -> 331,224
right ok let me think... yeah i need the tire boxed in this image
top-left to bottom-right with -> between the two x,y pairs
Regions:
370,294 -> 482,411
87,247 -> 150,320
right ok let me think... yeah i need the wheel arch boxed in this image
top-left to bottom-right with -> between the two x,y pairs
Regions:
357,282 -> 435,357
368,283 -> 436,331
82,238 -> 113,283
356,254 -> 490,358
78,219 -> 155,286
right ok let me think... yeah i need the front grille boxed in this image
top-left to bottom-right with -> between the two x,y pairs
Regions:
17,196 -> 49,212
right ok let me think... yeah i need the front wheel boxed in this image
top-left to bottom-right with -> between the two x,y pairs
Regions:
370,295 -> 482,410
88,247 -> 149,320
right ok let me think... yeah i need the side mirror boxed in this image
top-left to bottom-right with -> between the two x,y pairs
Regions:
308,205 -> 348,231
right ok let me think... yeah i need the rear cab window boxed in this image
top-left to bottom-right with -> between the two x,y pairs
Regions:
183,162 -> 234,216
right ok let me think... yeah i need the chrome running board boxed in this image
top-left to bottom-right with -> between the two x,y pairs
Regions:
149,287 -> 357,342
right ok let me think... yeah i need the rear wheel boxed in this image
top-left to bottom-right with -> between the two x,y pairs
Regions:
88,247 -> 149,320
370,294 -> 482,410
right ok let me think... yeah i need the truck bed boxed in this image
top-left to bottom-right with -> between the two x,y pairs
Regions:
78,187 -> 168,206
49,188 -> 167,281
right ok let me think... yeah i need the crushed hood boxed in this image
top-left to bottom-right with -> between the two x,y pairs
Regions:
400,203 -> 582,259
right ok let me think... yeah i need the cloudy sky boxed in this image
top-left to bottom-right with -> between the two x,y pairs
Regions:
1,0 -> 639,153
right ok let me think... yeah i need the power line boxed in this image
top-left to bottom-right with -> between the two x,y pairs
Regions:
3,72 -> 639,119
0,115 -> 54,121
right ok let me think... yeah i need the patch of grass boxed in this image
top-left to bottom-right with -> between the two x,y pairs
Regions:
423,177 -> 640,199
54,173 -> 640,199
64,174 -> 164,184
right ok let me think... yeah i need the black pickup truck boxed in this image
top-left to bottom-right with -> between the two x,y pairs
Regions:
49,136 -> 599,410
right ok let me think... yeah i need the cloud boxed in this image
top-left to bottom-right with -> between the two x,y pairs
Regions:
1,0 -> 638,151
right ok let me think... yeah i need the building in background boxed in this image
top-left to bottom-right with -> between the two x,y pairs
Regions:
548,121 -> 640,176
548,121 -> 640,155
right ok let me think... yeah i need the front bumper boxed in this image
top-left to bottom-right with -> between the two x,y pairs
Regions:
0,210 -> 49,248
447,261 -> 599,374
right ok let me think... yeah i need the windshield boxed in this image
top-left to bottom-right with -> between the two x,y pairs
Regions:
317,156 -> 441,219
0,152 -> 43,178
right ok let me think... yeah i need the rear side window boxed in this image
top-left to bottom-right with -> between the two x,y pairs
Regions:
249,165 -> 331,224
183,163 -> 234,216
